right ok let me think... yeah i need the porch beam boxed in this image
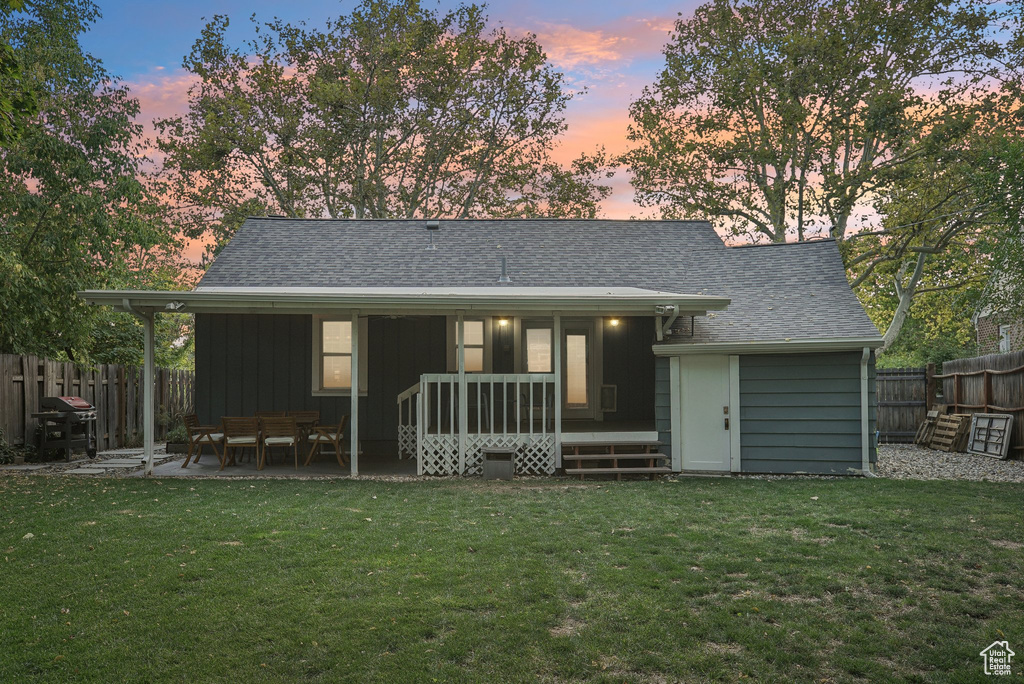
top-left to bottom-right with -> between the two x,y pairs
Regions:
350,310 -> 360,476
457,311 -> 467,475
553,314 -> 562,470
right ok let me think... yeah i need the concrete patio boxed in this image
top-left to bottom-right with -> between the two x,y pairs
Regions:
143,449 -> 418,478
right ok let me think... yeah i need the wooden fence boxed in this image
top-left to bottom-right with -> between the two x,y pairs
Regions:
938,350 -> 1024,456
0,354 -> 194,452
876,367 -> 929,443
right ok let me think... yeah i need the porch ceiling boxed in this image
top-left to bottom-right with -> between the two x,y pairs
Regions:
78,286 -> 731,316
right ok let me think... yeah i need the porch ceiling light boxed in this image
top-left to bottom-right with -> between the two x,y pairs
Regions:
609,318 -> 621,327
498,318 -> 509,327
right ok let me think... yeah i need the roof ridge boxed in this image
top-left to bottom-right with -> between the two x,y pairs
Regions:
728,238 -> 836,249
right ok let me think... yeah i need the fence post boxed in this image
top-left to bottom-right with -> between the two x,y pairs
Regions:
983,370 -> 992,412
925,363 -> 936,411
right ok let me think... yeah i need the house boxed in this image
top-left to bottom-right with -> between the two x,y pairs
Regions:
975,309 -> 1024,355
81,218 -> 883,477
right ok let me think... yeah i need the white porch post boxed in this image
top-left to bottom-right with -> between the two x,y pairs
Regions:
553,313 -> 562,469
350,311 -> 360,476
142,311 -> 155,477
457,311 -> 467,475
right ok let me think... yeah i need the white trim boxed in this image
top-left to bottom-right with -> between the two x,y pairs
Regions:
860,346 -> 871,475
80,288 -> 728,315
729,355 -> 741,473
350,311 -> 360,476
669,356 -> 681,472
142,312 -> 155,476
553,314 -> 562,469
457,312 -> 467,475
311,315 -> 368,396
653,336 -> 884,356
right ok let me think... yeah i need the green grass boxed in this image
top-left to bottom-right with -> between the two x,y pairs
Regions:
0,476 -> 1021,682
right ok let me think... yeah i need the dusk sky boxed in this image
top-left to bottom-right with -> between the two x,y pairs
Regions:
78,0 -> 703,221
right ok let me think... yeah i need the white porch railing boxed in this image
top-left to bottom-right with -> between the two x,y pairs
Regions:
396,373 -> 557,475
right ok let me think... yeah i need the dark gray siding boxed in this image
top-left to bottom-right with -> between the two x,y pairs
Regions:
602,317 -> 656,423
739,352 -> 876,474
195,313 -> 448,451
654,357 -> 671,457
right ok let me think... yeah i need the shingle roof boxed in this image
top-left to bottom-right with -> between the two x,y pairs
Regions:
198,217 -> 880,343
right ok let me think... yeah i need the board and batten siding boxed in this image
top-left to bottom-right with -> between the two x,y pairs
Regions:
195,313 -> 448,449
738,352 -> 876,475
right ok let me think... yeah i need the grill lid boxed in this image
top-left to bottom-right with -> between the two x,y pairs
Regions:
41,396 -> 94,411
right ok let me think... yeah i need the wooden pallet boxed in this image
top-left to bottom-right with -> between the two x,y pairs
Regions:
929,414 -> 971,452
914,410 -> 941,446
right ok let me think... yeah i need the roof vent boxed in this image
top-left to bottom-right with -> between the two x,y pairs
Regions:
498,255 -> 511,283
425,220 -> 439,250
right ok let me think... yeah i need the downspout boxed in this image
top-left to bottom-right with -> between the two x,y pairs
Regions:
122,299 -> 156,477
860,346 -> 873,476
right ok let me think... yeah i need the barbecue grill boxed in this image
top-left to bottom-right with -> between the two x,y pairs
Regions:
32,396 -> 97,461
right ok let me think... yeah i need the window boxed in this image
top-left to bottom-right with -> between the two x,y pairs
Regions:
313,316 -> 368,395
999,324 -> 1011,353
524,326 -> 552,373
463,320 -> 485,372
446,317 -> 491,372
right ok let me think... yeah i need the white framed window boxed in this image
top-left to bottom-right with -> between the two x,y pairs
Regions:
312,316 -> 368,395
447,316 -> 491,372
523,324 -> 553,373
998,324 -> 1011,353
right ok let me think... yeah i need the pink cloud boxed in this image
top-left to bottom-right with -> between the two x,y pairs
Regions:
529,16 -> 676,70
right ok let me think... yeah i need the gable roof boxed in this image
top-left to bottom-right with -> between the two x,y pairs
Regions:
197,217 -> 880,346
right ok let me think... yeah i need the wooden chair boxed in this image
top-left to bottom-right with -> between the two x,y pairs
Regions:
221,417 -> 259,471
306,415 -> 350,467
181,414 -> 223,468
287,410 -> 320,427
259,416 -> 299,470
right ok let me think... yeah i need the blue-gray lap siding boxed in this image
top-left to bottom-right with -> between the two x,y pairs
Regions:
739,352 -> 876,475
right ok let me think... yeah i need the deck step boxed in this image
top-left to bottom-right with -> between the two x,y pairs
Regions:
561,440 -> 662,448
563,453 -> 666,461
564,466 -> 673,475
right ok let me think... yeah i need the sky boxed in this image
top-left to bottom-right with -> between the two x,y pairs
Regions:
78,0 -> 703,221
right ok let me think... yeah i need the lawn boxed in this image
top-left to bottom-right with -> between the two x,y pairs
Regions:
0,476 -> 1021,682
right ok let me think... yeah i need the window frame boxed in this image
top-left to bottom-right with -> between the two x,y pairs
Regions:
446,316 -> 492,373
521,322 -> 554,374
998,324 -> 1011,353
312,315 -> 368,396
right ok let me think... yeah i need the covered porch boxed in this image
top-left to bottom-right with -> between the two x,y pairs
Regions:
80,287 -> 729,476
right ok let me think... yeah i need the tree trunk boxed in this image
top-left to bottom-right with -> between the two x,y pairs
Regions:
880,252 -> 927,352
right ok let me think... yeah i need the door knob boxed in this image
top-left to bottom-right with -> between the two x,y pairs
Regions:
724,418 -> 730,430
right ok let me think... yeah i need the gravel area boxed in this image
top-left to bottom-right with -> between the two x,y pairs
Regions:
876,443 -> 1024,483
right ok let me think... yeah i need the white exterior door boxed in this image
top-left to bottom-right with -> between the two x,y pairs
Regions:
678,354 -> 733,472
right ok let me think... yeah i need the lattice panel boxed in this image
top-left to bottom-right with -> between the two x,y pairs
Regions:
419,434 -> 459,475
465,434 -> 557,476
397,424 -> 416,460
417,433 -> 556,476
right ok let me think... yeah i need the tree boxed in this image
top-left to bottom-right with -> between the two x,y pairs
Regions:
624,0 -> 997,244
0,0 -> 36,145
156,0 -> 612,262
0,0 -> 184,361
